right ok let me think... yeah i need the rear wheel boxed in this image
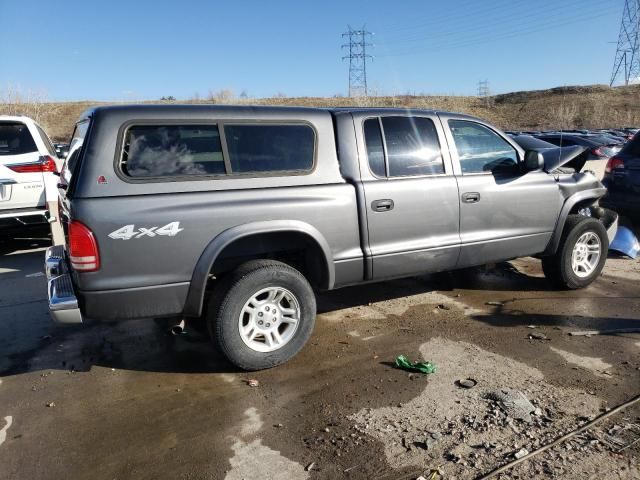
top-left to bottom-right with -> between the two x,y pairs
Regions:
542,215 -> 608,289
207,260 -> 316,371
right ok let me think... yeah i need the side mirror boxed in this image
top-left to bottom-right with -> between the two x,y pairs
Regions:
524,150 -> 544,172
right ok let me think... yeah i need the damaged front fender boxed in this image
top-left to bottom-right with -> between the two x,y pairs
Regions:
543,175 -> 612,255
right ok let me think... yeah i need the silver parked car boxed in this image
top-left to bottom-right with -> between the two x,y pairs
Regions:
45,106 -> 617,370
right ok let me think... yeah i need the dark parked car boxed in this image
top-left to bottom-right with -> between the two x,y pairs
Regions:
508,135 -> 589,173
601,134 -> 640,219
536,134 -> 621,160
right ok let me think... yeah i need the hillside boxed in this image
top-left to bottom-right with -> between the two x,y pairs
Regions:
2,84 -> 640,141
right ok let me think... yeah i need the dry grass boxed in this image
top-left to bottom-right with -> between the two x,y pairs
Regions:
2,84 -> 640,141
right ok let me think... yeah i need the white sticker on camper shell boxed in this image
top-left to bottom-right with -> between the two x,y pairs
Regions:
108,222 -> 183,240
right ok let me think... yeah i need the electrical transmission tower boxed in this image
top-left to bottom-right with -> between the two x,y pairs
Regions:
610,0 -> 640,86
477,80 -> 491,107
342,26 -> 373,97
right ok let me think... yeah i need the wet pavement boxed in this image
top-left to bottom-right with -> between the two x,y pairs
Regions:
0,237 -> 639,480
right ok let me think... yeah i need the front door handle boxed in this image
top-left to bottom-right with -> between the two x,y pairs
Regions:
371,199 -> 394,212
462,192 -> 481,203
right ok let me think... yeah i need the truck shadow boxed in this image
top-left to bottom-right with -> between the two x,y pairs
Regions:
1,248 -> 635,377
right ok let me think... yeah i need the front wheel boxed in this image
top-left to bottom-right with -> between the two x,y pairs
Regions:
542,215 -> 608,289
207,260 -> 316,371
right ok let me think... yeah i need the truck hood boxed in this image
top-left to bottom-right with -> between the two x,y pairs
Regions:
541,145 -> 588,173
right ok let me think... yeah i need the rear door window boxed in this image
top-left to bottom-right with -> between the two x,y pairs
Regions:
363,119 -> 386,176
0,122 -> 38,156
363,116 -> 445,177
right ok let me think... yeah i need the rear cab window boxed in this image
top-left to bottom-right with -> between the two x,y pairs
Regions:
363,116 -> 445,177
0,122 -> 38,156
120,122 -> 316,179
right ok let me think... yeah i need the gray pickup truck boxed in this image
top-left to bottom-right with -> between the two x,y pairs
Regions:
45,105 -> 616,370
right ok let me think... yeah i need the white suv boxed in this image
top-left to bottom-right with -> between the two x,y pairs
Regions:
0,116 -> 62,241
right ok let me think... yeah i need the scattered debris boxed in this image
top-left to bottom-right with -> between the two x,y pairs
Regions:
528,332 -> 548,340
569,328 -> 640,336
343,464 -> 361,473
456,378 -> 477,389
395,355 -> 437,374
274,423 -> 283,428
246,379 -> 259,387
485,301 -> 504,306
601,423 -> 640,453
527,325 -> 537,329
305,462 -> 317,471
46,402 -> 55,408
487,388 -> 536,423
435,304 -> 450,310
514,447 -> 529,459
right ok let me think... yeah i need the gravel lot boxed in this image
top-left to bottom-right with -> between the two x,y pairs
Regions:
0,234 -> 639,480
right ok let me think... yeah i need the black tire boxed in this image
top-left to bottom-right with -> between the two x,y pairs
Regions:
207,260 -> 316,371
542,215 -> 609,289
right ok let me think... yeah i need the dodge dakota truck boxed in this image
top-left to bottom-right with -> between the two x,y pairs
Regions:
45,105 -> 616,370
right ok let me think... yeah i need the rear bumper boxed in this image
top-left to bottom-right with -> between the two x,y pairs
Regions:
45,245 -> 84,325
0,208 -> 49,230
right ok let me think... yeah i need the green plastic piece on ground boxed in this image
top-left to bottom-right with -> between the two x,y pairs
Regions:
395,355 -> 437,374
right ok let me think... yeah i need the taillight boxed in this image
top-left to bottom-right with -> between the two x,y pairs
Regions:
7,155 -> 58,173
605,156 -> 625,174
68,221 -> 100,272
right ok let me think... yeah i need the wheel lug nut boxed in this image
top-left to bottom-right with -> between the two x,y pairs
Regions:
258,320 -> 263,325
266,323 -> 271,327
258,312 -> 263,317
265,307 -> 270,312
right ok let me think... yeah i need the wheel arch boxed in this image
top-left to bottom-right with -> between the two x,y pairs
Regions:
543,187 -> 606,256
183,220 -> 334,317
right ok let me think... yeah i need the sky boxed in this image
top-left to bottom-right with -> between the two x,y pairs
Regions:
0,0 -> 627,101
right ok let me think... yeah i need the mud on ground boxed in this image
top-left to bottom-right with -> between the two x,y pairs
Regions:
0,239 -> 638,480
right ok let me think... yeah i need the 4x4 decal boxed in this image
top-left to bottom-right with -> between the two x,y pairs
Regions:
108,222 -> 183,240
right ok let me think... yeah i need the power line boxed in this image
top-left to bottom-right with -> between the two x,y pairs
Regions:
376,7 -> 617,58
378,0 -> 613,46
342,26 -> 373,97
610,0 -> 640,86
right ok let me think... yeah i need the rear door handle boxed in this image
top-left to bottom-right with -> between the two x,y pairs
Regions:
371,199 -> 394,212
0,179 -> 17,185
462,192 -> 480,203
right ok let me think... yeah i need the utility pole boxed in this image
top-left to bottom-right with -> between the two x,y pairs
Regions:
477,80 -> 491,107
342,26 -> 373,97
610,0 -> 640,86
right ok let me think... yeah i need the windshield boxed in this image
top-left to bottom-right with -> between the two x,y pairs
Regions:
0,122 -> 38,156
